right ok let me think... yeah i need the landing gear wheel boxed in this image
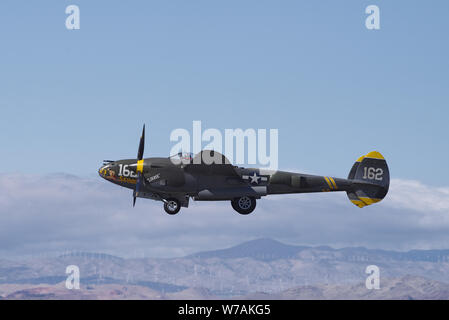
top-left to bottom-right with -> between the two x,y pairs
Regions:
231,196 -> 256,215
164,198 -> 181,215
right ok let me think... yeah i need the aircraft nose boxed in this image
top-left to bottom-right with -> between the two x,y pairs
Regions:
98,162 -> 117,181
98,165 -> 107,178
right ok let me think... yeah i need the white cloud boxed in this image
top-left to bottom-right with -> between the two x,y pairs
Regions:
386,178 -> 449,212
0,173 -> 448,259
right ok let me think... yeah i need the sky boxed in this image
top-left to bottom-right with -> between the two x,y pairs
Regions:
0,1 -> 448,258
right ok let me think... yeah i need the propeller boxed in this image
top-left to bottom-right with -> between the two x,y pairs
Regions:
133,124 -> 146,207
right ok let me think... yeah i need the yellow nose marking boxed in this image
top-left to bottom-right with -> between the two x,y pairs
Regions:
137,160 -> 144,174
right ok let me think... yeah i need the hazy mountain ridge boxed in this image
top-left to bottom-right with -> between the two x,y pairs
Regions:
243,275 -> 449,300
188,238 -> 449,263
1,238 -> 449,299
2,275 -> 448,300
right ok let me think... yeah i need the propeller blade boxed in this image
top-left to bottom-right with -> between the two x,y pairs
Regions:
133,172 -> 145,207
133,177 -> 140,207
137,124 -> 145,160
133,124 -> 146,207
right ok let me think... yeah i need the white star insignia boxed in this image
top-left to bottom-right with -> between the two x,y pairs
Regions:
249,172 -> 260,184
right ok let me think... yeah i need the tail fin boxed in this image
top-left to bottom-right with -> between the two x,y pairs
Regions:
347,151 -> 390,208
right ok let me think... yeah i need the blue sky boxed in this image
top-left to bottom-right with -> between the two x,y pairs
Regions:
1,0 -> 448,186
0,1 -> 449,258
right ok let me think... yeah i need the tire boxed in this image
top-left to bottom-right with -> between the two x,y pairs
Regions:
231,196 -> 256,215
164,198 -> 181,215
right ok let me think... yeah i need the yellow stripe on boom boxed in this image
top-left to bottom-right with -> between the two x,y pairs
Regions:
329,177 -> 337,189
324,177 -> 333,189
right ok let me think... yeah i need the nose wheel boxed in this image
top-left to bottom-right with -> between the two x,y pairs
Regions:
164,198 -> 181,215
231,196 -> 256,215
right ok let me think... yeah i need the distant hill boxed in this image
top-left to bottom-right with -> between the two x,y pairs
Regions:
1,283 -> 164,300
187,238 -> 306,260
58,252 -> 124,262
243,275 -> 449,300
188,238 -> 449,263
2,275 -> 449,300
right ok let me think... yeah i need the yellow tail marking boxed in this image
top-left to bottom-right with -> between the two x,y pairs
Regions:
329,177 -> 337,189
357,151 -> 385,162
137,160 -> 144,173
351,200 -> 366,208
324,177 -> 333,189
359,197 -> 382,205
365,151 -> 385,160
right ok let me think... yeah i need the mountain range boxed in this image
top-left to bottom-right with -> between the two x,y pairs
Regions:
1,238 -> 449,299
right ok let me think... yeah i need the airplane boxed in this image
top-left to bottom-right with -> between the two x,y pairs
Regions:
99,125 -> 389,215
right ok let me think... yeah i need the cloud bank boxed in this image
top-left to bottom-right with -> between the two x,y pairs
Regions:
0,173 -> 448,259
